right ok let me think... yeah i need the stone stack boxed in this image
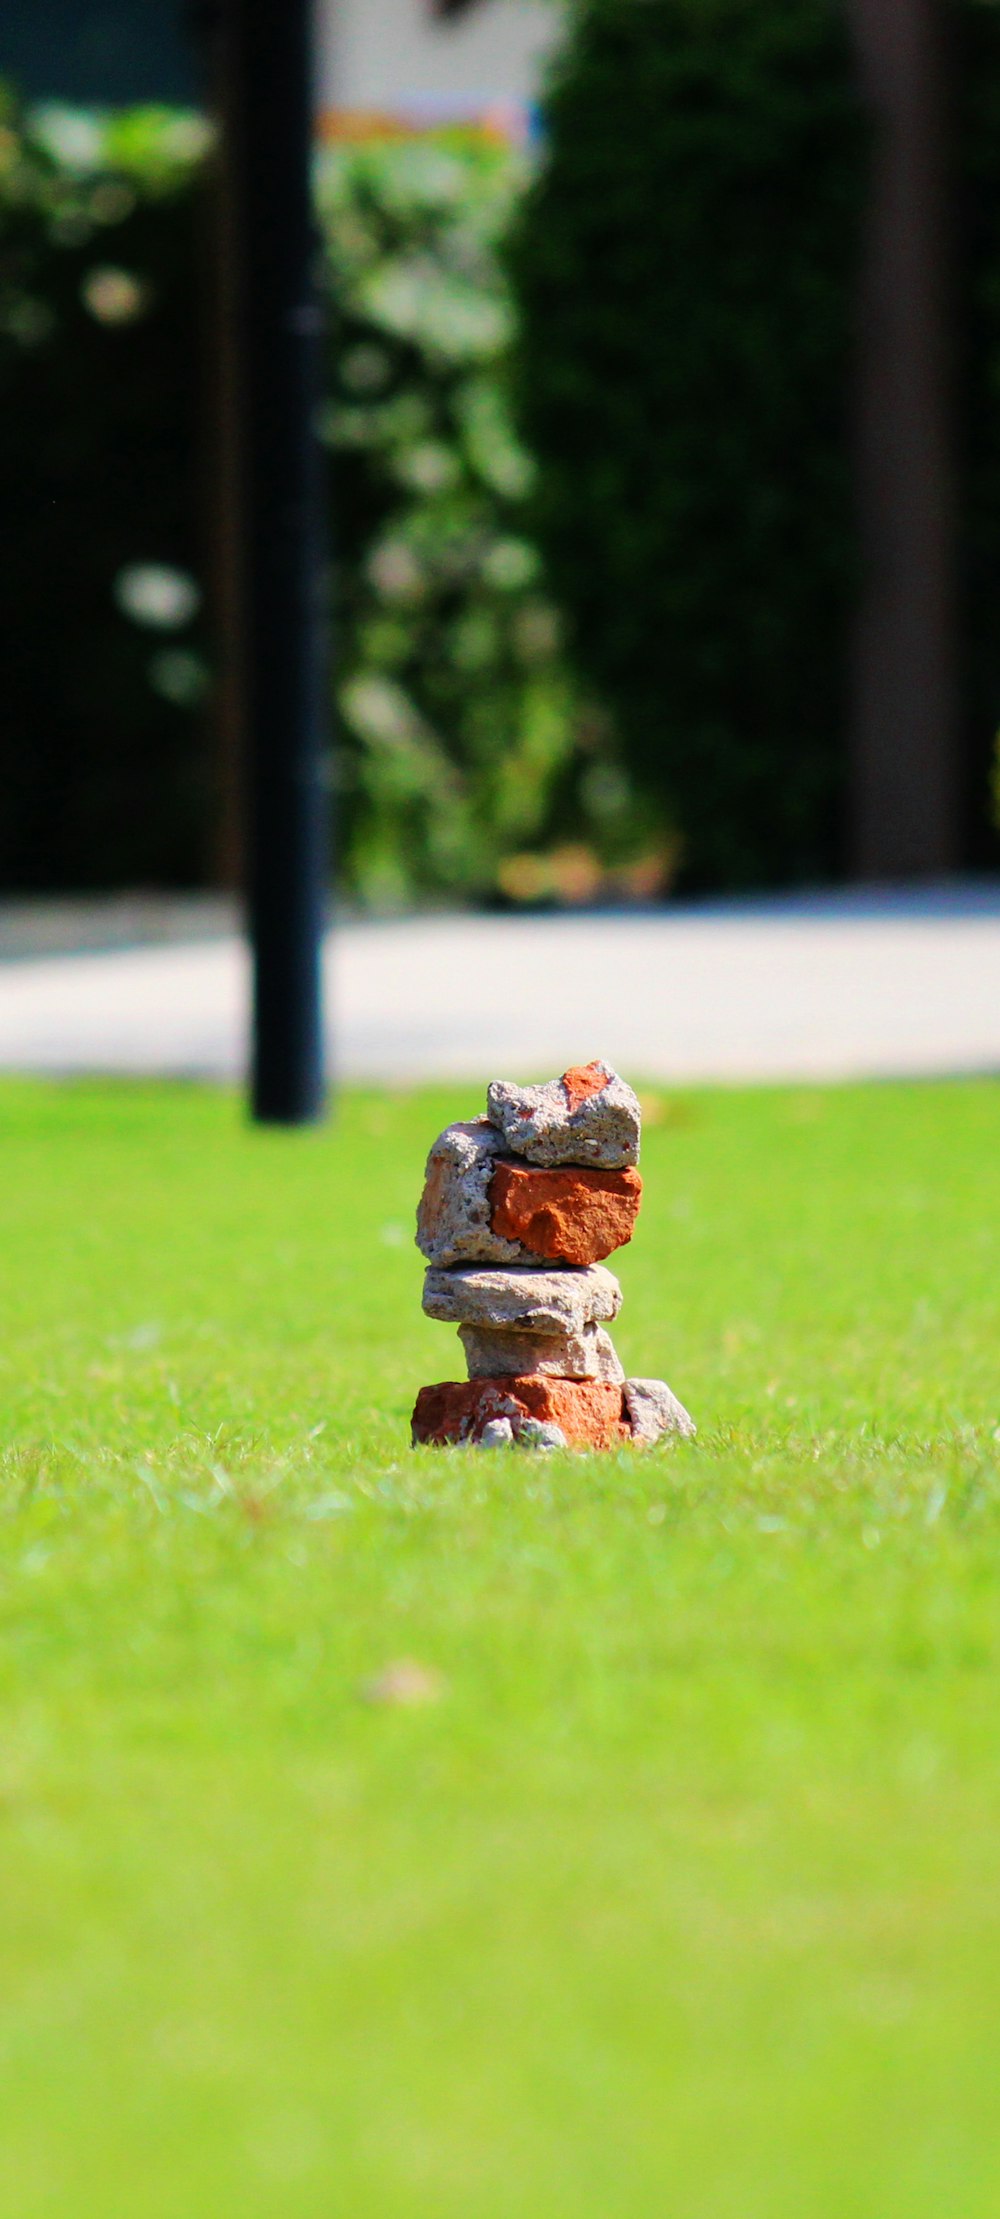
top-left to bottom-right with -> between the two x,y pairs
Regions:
411,1060 -> 695,1450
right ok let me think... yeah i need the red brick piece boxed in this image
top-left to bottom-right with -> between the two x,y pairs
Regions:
412,1376 -> 629,1449
561,1060 -> 611,1114
489,1160 -> 642,1266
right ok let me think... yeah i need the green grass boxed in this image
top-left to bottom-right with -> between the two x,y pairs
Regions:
2,1075 -> 1000,2216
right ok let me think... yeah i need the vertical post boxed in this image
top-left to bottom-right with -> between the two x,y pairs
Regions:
846,0 -> 958,878
219,0 -> 329,1121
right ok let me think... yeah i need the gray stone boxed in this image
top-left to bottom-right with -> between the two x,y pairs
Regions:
459,1320 -> 625,1383
487,1061 -> 641,1170
422,1262 -> 622,1335
416,1118 -> 526,1267
624,1377 -> 696,1444
478,1417 -> 516,1448
517,1419 -> 568,1451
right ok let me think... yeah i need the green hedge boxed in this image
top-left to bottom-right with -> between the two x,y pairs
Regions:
0,95 -> 663,903
508,0 -> 868,889
510,0 -> 1000,886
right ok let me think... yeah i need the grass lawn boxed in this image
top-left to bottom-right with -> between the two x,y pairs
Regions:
2,1074 -> 1000,2215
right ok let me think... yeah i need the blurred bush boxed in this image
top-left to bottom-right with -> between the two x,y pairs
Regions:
320,133 -> 670,906
0,92 -> 667,903
508,0 -> 867,890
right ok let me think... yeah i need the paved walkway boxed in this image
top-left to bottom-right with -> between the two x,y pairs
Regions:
0,886 -> 998,1084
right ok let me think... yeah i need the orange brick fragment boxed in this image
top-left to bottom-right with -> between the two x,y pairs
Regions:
561,1060 -> 611,1114
412,1376 -> 629,1449
489,1160 -> 642,1266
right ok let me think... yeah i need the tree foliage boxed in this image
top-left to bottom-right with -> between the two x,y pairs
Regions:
321,134 -> 662,906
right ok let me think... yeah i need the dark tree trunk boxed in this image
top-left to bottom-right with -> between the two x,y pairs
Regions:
846,0 -> 959,878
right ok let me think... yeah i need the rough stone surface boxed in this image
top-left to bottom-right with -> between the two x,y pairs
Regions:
489,1159 -> 642,1265
518,1419 -> 568,1450
411,1376 -> 630,1449
418,1122 -> 641,1271
458,1320 -> 624,1382
486,1060 -> 641,1169
624,1377 -> 697,1443
416,1118 -> 525,1267
478,1417 -> 515,1448
423,1261 -> 622,1334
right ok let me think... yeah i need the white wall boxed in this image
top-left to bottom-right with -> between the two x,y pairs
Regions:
320,0 -> 563,115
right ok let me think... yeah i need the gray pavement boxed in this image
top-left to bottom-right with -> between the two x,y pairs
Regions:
0,885 -> 998,1084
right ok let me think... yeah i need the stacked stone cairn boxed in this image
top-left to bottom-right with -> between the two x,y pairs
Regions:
411,1060 -> 695,1450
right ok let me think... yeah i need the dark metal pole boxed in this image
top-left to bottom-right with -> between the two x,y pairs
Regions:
220,0 -> 328,1121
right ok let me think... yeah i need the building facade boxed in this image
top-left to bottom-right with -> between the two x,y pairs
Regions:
1,0 -> 562,132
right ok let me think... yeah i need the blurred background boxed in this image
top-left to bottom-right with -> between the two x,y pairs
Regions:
2,0 -> 1000,921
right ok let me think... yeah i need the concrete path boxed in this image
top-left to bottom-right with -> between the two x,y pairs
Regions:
0,886 -> 998,1085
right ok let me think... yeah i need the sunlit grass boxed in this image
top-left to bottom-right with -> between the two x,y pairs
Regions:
2,1076 -> 1000,2216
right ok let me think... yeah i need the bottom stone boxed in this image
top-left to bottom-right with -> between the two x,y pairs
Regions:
623,1377 -> 696,1443
412,1376 -> 629,1450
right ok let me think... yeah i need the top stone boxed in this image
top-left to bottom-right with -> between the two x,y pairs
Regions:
486,1060 -> 641,1170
